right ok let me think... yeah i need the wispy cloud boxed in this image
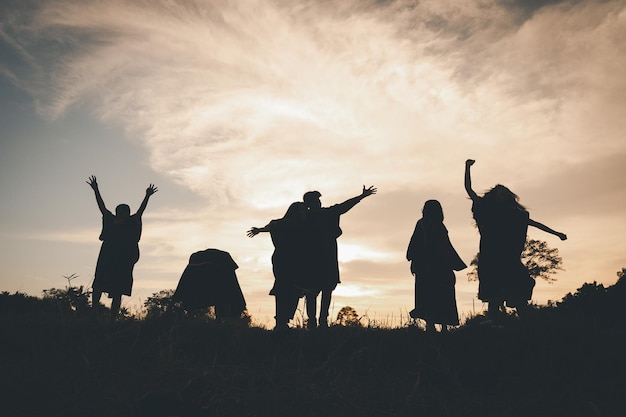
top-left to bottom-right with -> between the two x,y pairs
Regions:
2,0 -> 625,320
3,0 -> 623,209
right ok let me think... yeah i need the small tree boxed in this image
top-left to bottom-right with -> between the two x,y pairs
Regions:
558,281 -> 606,309
143,289 -> 181,318
554,268 -> 626,326
467,239 -> 563,283
336,306 -> 362,327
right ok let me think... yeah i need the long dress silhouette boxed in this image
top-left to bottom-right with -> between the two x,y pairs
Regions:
407,200 -> 466,331
464,159 -> 567,318
87,176 -> 157,318
303,185 -> 376,329
248,202 -> 310,330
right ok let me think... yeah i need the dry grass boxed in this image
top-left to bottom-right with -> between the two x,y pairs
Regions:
1,285 -> 626,417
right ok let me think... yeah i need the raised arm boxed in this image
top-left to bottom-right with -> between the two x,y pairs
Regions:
136,184 -> 158,217
247,224 -> 270,238
336,185 -> 377,215
528,219 -> 567,241
464,159 -> 479,201
86,175 -> 107,215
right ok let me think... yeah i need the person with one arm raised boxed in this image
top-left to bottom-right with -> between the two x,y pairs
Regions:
464,159 -> 566,320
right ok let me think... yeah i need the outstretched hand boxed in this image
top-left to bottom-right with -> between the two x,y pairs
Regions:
558,232 -> 567,241
362,185 -> 377,198
465,159 -> 475,167
86,175 -> 98,190
247,227 -> 260,238
146,184 -> 158,196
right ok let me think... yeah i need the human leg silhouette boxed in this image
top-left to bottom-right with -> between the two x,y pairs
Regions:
92,289 -> 102,308
111,295 -> 122,319
274,291 -> 300,330
274,297 -> 289,330
319,289 -> 333,328
425,320 -> 436,332
487,300 -> 504,320
305,291 -> 319,329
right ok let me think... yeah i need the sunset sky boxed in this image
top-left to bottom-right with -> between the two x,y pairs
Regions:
1,0 -> 625,326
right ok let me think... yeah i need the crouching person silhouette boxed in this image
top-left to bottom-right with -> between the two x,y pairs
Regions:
173,248 -> 247,321
87,175 -> 157,319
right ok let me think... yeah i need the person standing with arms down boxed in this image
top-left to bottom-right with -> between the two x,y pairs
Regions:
87,176 -> 158,319
407,200 -> 466,332
303,185 -> 377,329
464,159 -> 567,319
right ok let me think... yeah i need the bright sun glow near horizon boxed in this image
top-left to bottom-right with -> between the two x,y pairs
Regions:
1,0 -> 626,327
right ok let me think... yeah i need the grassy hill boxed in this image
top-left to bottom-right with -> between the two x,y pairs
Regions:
1,277 -> 625,417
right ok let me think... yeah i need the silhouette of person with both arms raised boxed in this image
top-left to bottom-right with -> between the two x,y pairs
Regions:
464,159 -> 567,320
407,200 -> 466,332
247,202 -> 310,330
87,176 -> 157,319
303,185 -> 376,329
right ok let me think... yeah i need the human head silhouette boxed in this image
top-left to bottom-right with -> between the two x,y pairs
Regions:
115,204 -> 131,218
422,200 -> 444,222
284,202 -> 307,220
303,191 -> 322,210
483,184 -> 525,210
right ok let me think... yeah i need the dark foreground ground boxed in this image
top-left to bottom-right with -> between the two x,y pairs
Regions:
1,282 -> 626,417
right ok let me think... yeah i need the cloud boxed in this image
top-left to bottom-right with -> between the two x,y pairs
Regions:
0,229 -> 95,244
2,0 -> 625,321
1,0 -> 619,207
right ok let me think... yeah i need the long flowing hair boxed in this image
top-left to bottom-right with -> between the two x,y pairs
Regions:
283,202 -> 307,220
482,184 -> 526,212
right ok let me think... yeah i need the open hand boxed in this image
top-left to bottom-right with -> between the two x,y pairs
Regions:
247,228 -> 260,238
362,185 -> 377,197
86,175 -> 98,190
146,184 -> 158,196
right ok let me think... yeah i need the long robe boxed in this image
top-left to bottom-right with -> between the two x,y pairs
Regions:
268,218 -> 311,294
93,211 -> 141,297
406,218 -> 466,325
173,249 -> 247,319
305,203 -> 350,291
267,217 -> 310,323
472,198 -> 534,307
